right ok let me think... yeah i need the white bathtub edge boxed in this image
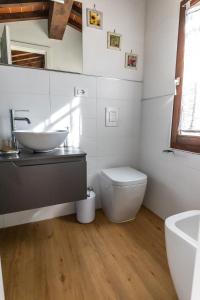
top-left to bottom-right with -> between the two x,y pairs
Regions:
165,210 -> 200,249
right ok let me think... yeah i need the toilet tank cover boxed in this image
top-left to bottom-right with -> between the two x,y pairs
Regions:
101,167 -> 147,186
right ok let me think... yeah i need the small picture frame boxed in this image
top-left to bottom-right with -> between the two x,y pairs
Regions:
125,52 -> 138,70
107,31 -> 122,51
87,8 -> 103,29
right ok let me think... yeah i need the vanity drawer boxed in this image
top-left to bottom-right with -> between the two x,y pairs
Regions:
0,158 -> 87,214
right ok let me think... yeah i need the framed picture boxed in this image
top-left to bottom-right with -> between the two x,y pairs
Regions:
107,32 -> 122,51
125,52 -> 138,70
87,8 -> 103,29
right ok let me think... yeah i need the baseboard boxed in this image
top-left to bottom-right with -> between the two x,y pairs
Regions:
0,199 -> 102,229
0,202 -> 76,229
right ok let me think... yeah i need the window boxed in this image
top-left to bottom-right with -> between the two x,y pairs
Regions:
171,0 -> 200,153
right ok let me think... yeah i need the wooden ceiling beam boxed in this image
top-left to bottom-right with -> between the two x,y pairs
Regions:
0,2 -> 49,14
0,10 -> 48,23
0,0 -> 48,4
68,10 -> 82,32
48,0 -> 74,40
12,51 -> 43,59
11,49 -> 45,68
67,2 -> 82,32
12,56 -> 43,63
0,2 -> 49,23
0,0 -> 82,32
72,1 -> 82,15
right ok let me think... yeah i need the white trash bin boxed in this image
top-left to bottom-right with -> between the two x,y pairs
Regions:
76,189 -> 96,224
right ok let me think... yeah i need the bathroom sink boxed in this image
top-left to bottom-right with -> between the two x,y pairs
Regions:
13,130 -> 68,152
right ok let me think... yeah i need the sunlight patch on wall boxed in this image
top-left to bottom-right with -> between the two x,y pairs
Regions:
32,97 -> 82,148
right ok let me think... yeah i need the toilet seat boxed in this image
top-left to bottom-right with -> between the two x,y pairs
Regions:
101,167 -> 147,186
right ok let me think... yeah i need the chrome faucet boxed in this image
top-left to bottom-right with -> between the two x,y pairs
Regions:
10,109 -> 31,148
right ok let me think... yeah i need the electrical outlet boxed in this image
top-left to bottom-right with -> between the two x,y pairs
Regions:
74,87 -> 88,97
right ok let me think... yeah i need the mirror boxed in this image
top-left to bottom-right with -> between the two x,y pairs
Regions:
0,1 -> 82,73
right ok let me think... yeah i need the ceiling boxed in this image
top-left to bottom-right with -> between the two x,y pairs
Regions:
0,0 -> 82,40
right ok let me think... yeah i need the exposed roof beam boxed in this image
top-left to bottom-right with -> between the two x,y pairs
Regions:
72,1 -> 82,14
0,2 -> 49,14
68,10 -> 82,32
68,1 -> 82,32
0,0 -> 82,32
0,0 -> 48,4
48,0 -> 73,40
0,2 -> 49,23
0,12 -> 48,23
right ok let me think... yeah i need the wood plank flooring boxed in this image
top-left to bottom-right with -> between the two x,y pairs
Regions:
0,207 -> 178,300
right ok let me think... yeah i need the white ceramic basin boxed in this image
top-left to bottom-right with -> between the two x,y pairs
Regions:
14,130 -> 68,152
165,211 -> 200,300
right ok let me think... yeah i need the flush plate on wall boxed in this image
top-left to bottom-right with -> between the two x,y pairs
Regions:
105,107 -> 119,127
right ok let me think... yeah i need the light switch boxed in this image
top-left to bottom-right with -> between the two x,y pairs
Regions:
105,107 -> 119,127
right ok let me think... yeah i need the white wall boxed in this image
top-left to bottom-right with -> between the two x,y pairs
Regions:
143,0 -> 180,99
0,20 -> 82,73
140,0 -> 200,219
0,65 -> 142,227
82,0 -> 146,81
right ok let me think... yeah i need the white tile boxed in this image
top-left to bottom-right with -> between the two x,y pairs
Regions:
49,95 -> 82,144
49,95 -> 97,148
50,96 -> 96,124
0,65 -> 49,94
0,94 -> 51,138
96,155 -> 137,172
50,95 -> 73,111
50,72 -> 96,97
80,99 -> 97,119
0,94 -> 50,116
97,98 -> 141,138
87,157 -> 97,177
79,137 -> 97,157
97,136 -> 139,159
81,118 -> 96,138
97,77 -> 142,100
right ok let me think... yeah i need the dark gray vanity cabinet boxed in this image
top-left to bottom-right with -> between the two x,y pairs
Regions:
0,149 -> 87,214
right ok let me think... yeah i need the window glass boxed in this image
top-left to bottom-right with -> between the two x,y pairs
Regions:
180,5 -> 200,135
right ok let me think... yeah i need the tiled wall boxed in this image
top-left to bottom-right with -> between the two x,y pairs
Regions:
0,65 -> 142,227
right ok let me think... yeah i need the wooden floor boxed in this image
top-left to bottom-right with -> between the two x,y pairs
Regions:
0,207 -> 177,300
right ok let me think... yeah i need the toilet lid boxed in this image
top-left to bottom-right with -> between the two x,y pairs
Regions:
101,167 -> 147,186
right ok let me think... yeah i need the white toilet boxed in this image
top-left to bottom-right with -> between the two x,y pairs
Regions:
100,167 -> 147,223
